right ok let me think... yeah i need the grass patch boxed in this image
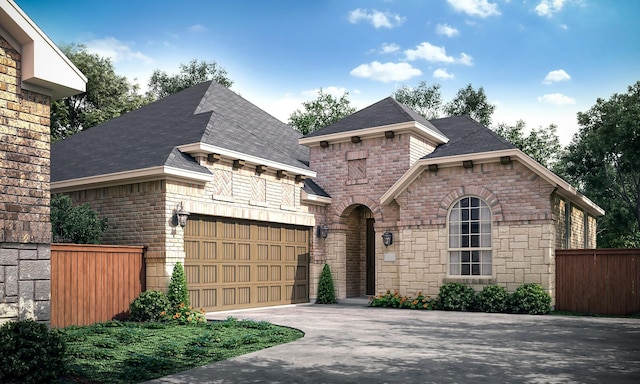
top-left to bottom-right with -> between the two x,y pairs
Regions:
59,317 -> 303,383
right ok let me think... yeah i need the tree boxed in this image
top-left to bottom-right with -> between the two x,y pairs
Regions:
50,194 -> 108,244
146,59 -> 233,100
51,44 -> 151,142
444,84 -> 496,127
559,81 -> 640,247
316,264 -> 337,304
288,89 -> 356,135
393,81 -> 442,119
494,120 -> 562,168
167,262 -> 190,308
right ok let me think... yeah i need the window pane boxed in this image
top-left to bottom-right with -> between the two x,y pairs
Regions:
450,222 -> 460,234
471,250 -> 480,262
461,264 -> 470,275
470,235 -> 479,247
449,235 -> 460,248
461,251 -> 470,262
481,234 -> 491,247
471,208 -> 479,220
482,263 -> 492,275
481,207 -> 491,221
461,198 -> 469,208
450,263 -> 460,275
461,209 -> 469,221
481,222 -> 491,234
461,235 -> 469,247
461,222 -> 469,234
471,197 -> 480,207
471,222 -> 479,234
450,208 -> 460,222
471,264 -> 480,275
450,251 -> 460,263
483,251 -> 492,263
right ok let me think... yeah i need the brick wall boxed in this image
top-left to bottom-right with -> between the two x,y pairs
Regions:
0,36 -> 53,324
552,195 -> 596,249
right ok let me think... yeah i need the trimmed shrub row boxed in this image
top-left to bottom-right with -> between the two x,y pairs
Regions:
370,283 -> 551,315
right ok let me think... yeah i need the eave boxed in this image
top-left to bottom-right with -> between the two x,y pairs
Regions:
301,189 -> 332,206
380,148 -> 605,217
298,121 -> 449,147
51,166 -> 212,194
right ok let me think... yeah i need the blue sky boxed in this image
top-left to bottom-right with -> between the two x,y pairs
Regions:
16,0 -> 640,145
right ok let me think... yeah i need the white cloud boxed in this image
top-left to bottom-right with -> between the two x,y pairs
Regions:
350,61 -> 422,82
405,42 -> 454,63
433,68 -> 455,80
348,8 -> 405,28
537,93 -> 576,105
188,24 -> 207,33
436,23 -> 460,37
535,0 -> 566,17
301,86 -> 350,98
447,0 -> 501,18
542,69 -> 571,84
458,52 -> 473,66
84,37 -> 154,64
380,43 -> 400,54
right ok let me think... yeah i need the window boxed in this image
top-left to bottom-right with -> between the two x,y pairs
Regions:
448,197 -> 492,276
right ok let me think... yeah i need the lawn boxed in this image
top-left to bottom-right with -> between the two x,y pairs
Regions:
59,317 -> 303,383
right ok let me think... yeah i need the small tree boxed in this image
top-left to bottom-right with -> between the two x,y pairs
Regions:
50,194 -> 107,244
316,264 -> 337,304
167,262 -> 190,308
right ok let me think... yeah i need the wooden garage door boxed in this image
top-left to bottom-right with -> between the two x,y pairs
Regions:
184,215 -> 310,312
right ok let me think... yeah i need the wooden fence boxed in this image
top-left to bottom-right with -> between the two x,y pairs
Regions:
50,244 -> 146,328
556,249 -> 640,315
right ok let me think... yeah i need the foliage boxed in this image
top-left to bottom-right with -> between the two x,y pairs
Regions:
129,290 -> 172,322
444,84 -> 496,127
316,263 -> 337,304
50,194 -> 108,244
558,81 -> 640,248
494,120 -> 562,168
288,89 -> 356,135
0,319 -> 67,383
166,303 -> 207,325
369,290 -> 434,310
51,44 -> 152,141
476,285 -> 510,313
59,318 -> 302,383
146,59 -> 233,100
437,282 -> 477,311
509,284 -> 551,315
167,262 -> 190,309
393,81 -> 443,119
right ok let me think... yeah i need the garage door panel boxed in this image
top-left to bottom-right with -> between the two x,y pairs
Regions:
186,216 -> 309,311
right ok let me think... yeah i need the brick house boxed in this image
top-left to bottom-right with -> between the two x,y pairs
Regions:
51,81 -> 602,312
0,0 -> 86,323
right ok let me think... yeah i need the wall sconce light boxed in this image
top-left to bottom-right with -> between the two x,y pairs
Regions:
382,231 -> 393,247
317,224 -> 329,239
172,202 -> 190,228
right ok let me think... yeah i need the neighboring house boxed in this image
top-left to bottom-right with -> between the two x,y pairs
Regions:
51,82 -> 603,312
0,0 -> 86,323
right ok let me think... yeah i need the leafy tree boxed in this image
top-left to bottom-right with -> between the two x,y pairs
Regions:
51,194 -> 107,244
393,81 -> 442,119
167,262 -> 190,308
288,89 -> 356,135
51,44 -> 151,142
316,264 -> 337,304
146,59 -> 233,100
559,81 -> 640,247
494,120 -> 562,168
444,84 -> 496,127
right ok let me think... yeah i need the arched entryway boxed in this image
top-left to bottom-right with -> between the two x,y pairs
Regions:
343,204 -> 376,297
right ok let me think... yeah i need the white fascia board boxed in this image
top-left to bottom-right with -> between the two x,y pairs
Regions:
178,142 -> 317,178
301,189 -> 332,206
51,166 -> 212,193
0,0 -> 86,100
298,121 -> 449,147
380,148 -> 604,217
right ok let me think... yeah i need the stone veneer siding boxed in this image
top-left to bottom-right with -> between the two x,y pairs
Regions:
0,36 -> 53,324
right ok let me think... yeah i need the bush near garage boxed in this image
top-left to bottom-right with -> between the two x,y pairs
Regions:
509,283 -> 552,315
437,282 -> 477,311
476,285 -> 510,313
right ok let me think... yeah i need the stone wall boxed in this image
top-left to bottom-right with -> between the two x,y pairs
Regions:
0,36 -> 53,324
552,195 -> 597,249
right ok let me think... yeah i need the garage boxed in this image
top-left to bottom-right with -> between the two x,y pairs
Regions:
184,215 -> 310,312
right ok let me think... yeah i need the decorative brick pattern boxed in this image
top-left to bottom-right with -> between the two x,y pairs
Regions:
251,176 -> 266,203
213,169 -> 232,197
347,159 -> 367,183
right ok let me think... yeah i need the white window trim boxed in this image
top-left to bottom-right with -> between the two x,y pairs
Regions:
447,196 -> 493,278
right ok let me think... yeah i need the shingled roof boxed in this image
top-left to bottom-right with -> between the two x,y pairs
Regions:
52,81 -> 310,184
302,97 -> 445,139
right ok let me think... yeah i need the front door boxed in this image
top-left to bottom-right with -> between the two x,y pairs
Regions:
366,218 -> 375,295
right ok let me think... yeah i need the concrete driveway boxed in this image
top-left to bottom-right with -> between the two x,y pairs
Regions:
147,300 -> 640,383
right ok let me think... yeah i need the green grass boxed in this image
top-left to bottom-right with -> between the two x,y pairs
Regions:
58,317 -> 303,383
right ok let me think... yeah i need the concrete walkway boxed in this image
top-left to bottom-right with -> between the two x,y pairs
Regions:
147,300 -> 640,383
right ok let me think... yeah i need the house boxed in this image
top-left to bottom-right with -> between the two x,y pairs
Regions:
0,0 -> 86,323
51,81 -> 603,312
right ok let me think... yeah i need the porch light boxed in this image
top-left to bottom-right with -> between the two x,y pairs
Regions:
382,231 -> 393,247
173,202 -> 190,228
317,224 -> 329,239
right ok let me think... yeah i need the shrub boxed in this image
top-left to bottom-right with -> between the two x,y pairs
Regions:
0,319 -> 67,383
509,283 -> 551,315
476,285 -> 509,313
167,303 -> 207,324
51,194 -> 108,244
405,291 -> 434,310
167,262 -> 190,309
369,290 -> 434,309
437,282 -> 476,311
129,290 -> 171,322
316,264 -> 337,304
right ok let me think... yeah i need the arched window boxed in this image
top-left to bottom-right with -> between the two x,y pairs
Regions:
448,196 -> 492,276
